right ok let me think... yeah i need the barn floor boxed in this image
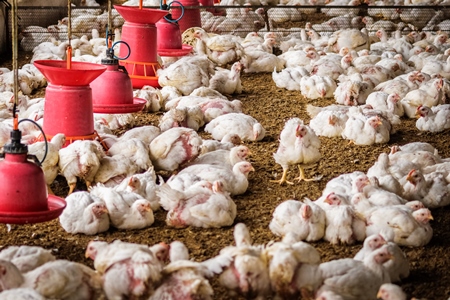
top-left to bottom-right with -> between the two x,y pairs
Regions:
1,53 -> 450,299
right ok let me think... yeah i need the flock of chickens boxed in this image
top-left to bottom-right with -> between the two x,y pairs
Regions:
2,0 -> 450,298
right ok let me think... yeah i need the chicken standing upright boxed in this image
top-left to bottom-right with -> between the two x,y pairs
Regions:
58,139 -> 105,195
272,118 -> 322,185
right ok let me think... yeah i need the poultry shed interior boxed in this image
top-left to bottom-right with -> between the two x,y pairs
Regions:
0,0 -> 449,298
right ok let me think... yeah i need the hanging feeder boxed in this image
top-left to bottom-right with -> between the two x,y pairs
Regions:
90,2 -> 146,114
114,3 -> 168,88
156,0 -> 193,57
0,0 -> 66,225
33,0 -> 107,146
170,0 -> 202,33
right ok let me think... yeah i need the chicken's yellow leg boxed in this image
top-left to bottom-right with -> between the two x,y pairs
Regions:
294,165 -> 323,182
67,183 -> 76,195
271,168 -> 294,185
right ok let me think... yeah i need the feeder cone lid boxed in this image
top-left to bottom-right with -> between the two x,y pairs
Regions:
114,5 -> 168,24
33,60 -> 107,86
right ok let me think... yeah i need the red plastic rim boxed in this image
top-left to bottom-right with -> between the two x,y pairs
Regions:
34,60 -> 107,86
158,44 -> 193,57
0,195 -> 66,225
93,98 -> 147,114
114,5 -> 168,24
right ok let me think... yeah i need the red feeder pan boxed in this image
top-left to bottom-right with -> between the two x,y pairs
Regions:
114,5 -> 168,88
33,60 -> 106,143
0,130 -> 66,224
91,56 -> 146,114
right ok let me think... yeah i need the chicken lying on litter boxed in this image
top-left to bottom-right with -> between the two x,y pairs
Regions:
269,198 -> 326,242
149,127 -> 203,172
0,245 -> 56,273
205,112 -> 266,142
150,241 -> 232,300
0,259 -> 103,299
59,191 -> 109,235
89,184 -> 154,230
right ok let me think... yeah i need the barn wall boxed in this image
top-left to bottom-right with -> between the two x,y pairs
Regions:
0,3 -> 6,56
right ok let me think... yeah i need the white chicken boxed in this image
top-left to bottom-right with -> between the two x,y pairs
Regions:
167,161 -> 254,196
205,112 -> 266,142
377,283 -> 408,300
106,137 -> 153,173
159,105 -> 205,132
187,145 -> 250,168
0,259 -> 103,299
269,198 -> 326,242
158,180 -> 237,228
300,75 -> 337,100
401,77 -> 445,118
0,245 -> 56,273
218,223 -> 271,300
415,104 -> 450,132
193,28 -> 245,67
316,246 -> 393,299
209,61 -> 243,95
200,133 -> 242,154
59,191 -> 109,235
199,99 -> 243,123
89,184 -> 154,230
114,167 -> 161,211
27,133 -> 66,194
149,127 -> 203,172
58,139 -> 106,195
272,118 -> 322,185
150,241 -> 232,300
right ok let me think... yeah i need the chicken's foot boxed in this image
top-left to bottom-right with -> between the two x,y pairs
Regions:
270,168 -> 294,185
293,165 -> 323,182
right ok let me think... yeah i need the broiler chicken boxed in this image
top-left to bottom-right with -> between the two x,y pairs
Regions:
0,288 -> 45,299
194,28 -> 245,67
415,104 -> 450,132
149,127 -> 203,172
93,154 -> 140,187
377,283 -> 408,300
86,240 -> 169,300
89,184 -> 154,230
0,259 -> 103,299
209,61 -> 243,95
59,191 -> 109,235
199,99 -> 243,123
27,133 -> 66,194
269,198 -> 326,242
150,241 -> 232,300
157,54 -> 214,96
272,118 -> 322,185
167,161 -> 254,196
300,74 -> 337,100
159,105 -> 205,132
316,246 -> 393,299
187,145 -> 250,168
0,245 -> 56,273
114,167 -> 161,211
106,138 -> 153,173
58,139 -> 106,195
205,112 -> 266,142
158,180 -> 237,228
218,223 -> 271,300
264,233 -> 322,299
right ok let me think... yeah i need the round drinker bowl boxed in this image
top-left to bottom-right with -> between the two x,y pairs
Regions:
0,195 -> 67,224
33,60 -> 107,86
114,5 -> 168,24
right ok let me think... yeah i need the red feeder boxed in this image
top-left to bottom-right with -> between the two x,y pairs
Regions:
156,17 -> 193,57
114,5 -> 168,88
171,0 -> 202,33
0,129 -> 66,224
90,48 -> 147,114
33,60 -> 106,145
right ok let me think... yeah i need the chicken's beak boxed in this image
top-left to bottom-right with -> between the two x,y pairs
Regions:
429,214 -> 434,221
